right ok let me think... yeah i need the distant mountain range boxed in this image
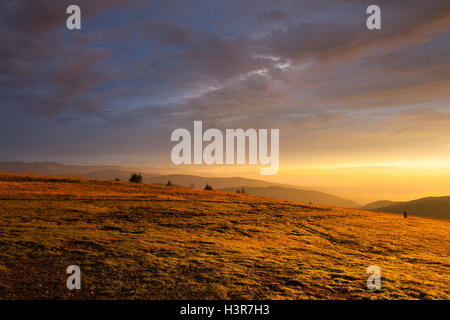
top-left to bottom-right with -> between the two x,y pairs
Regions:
0,161 -> 125,176
220,186 -> 360,208
0,161 -> 360,208
361,200 -> 400,210
362,197 -> 450,219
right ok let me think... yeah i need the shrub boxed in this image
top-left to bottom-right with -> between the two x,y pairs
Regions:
114,177 -> 121,182
166,180 -> 173,186
204,184 -> 213,190
129,173 -> 143,183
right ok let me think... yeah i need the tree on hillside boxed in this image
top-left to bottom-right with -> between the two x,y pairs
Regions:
129,173 -> 143,183
166,180 -> 173,186
204,184 -> 213,190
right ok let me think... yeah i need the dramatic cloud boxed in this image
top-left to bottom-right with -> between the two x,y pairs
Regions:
1,0 -> 449,169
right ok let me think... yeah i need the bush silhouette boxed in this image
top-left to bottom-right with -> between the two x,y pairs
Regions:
166,180 -> 173,186
204,184 -> 213,190
129,173 -> 143,183
114,177 -> 121,182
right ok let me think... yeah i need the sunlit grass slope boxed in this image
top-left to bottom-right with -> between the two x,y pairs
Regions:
0,174 -> 448,299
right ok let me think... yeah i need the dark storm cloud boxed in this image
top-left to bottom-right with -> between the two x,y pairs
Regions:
258,10 -> 290,23
1,0 -> 449,162
0,0 -> 141,116
263,0 -> 450,64
3,0 -> 449,116
123,72 -> 289,130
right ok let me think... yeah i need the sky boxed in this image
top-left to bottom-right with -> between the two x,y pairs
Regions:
1,0 -> 450,202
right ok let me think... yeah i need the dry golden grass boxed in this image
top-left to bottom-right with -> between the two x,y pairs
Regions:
0,173 -> 448,299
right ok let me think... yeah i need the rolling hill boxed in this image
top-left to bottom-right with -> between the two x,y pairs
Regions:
220,186 -> 360,208
0,161 -> 124,176
361,200 -> 399,210
85,170 -> 287,189
362,196 -> 450,219
0,161 -> 297,189
0,173 -> 449,299
0,161 -> 359,207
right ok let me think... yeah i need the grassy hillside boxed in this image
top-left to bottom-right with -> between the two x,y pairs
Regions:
363,197 -> 450,219
0,161 -> 291,189
361,200 -> 399,210
0,161 -> 359,206
221,186 -> 360,208
0,174 -> 448,299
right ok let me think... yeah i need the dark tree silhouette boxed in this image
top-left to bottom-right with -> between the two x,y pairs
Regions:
204,184 -> 213,190
129,173 -> 143,183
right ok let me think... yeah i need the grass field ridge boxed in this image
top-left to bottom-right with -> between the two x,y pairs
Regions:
0,174 -> 448,299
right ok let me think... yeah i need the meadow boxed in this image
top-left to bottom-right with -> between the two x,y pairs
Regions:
0,174 -> 448,299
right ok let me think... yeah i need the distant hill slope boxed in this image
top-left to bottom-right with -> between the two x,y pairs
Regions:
221,186 -> 360,208
361,200 -> 399,210
0,161 -> 127,176
363,196 -> 450,219
73,169 -> 294,189
0,161 -> 290,189
0,161 -> 358,206
0,173 -> 449,299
